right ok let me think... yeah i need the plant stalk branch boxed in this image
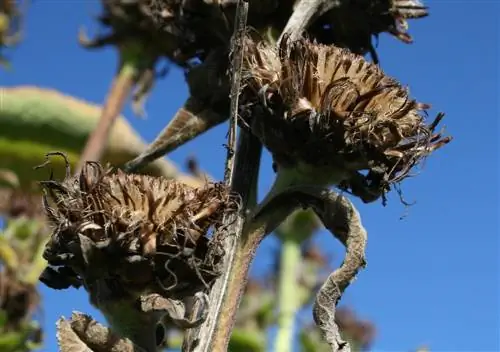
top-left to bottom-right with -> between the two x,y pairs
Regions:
275,237 -> 301,352
186,2 -> 262,351
75,57 -> 137,174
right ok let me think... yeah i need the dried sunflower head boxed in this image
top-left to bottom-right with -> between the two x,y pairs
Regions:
39,158 -> 235,302
240,36 -> 451,202
308,0 -> 429,63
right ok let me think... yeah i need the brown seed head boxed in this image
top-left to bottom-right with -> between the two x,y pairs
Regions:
241,36 -> 451,199
40,159 -> 235,302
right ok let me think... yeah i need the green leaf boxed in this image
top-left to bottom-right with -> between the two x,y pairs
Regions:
0,86 -> 199,191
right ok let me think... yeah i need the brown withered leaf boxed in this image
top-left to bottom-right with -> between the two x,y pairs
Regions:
308,0 -> 429,63
56,312 -> 142,352
240,35 -> 451,203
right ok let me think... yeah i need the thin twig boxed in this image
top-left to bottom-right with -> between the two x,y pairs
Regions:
185,1 -> 256,351
75,59 -> 137,174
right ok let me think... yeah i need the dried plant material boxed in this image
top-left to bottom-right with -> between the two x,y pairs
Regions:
308,0 -> 429,63
37,153 -> 236,348
251,185 -> 367,351
241,36 -> 451,202
56,312 -> 141,352
79,0 -> 186,114
81,0 -> 235,115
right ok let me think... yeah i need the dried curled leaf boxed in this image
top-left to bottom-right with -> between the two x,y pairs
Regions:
56,312 -> 140,352
241,36 -> 451,202
309,0 -> 429,63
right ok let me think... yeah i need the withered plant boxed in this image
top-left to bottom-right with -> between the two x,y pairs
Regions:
123,0 -> 430,172
36,153 -> 237,351
307,0 -> 429,63
18,0 -> 451,351
240,35 -> 451,203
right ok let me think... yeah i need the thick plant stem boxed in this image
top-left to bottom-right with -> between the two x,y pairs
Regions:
275,237 -> 301,352
207,187 -> 302,351
75,58 -> 137,174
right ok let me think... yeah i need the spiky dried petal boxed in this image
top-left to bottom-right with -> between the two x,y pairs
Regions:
241,36 -> 451,200
40,159 -> 236,301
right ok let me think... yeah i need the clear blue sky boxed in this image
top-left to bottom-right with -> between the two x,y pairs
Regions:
1,1 -> 498,351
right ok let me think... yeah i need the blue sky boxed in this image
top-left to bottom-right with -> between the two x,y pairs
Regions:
1,1 -> 498,351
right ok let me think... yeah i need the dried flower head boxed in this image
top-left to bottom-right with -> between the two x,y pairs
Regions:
240,36 -> 451,202
79,0 -> 200,115
309,0 -> 429,63
39,156 -> 235,303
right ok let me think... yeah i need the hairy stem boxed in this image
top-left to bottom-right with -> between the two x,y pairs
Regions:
186,2 -> 259,351
75,51 -> 139,174
274,237 -> 301,352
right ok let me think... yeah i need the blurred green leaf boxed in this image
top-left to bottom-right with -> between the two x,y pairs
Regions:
0,86 -> 201,191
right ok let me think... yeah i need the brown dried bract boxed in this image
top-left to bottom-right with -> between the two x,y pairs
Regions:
308,0 -> 429,63
39,155 -> 236,302
240,36 -> 451,201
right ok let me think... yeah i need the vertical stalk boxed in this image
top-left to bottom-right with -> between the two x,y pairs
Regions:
75,48 -> 140,174
274,237 -> 301,352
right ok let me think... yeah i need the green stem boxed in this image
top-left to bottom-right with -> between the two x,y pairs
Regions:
274,237 -> 301,352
